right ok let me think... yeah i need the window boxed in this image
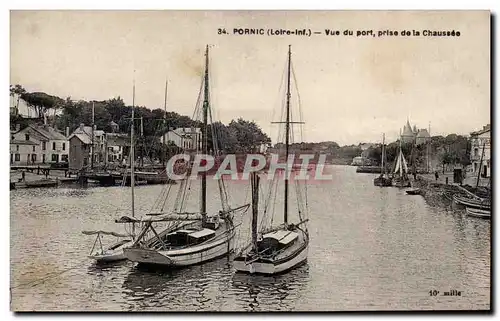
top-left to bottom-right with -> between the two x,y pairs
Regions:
61,154 -> 68,162
52,154 -> 59,162
32,154 -> 37,162
15,154 -> 20,161
32,146 -> 35,152
52,142 -> 56,150
42,142 -> 46,151
16,145 -> 19,152
62,143 -> 66,151
42,154 -> 46,163
474,148 -> 479,157
25,134 -> 29,141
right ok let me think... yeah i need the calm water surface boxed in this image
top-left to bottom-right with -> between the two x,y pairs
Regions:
10,165 -> 490,311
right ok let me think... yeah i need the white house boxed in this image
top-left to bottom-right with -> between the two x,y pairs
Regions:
163,127 -> 202,151
105,133 -> 130,163
12,124 -> 68,164
470,124 -> 491,178
10,139 -> 39,165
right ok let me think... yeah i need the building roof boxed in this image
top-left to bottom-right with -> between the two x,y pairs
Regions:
69,133 -> 92,144
10,139 -> 38,145
402,120 -> 415,138
19,124 -> 67,141
416,129 -> 430,138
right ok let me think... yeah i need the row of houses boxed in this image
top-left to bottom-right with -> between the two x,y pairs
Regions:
10,122 -> 203,170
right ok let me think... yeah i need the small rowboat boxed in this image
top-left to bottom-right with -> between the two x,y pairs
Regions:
406,188 -> 421,195
465,207 -> 491,219
453,194 -> 490,210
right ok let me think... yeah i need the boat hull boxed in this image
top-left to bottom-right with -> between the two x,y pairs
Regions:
406,188 -> 421,195
374,177 -> 392,187
392,178 -> 411,188
453,195 -> 490,210
466,207 -> 491,219
124,229 -> 235,267
234,243 -> 308,275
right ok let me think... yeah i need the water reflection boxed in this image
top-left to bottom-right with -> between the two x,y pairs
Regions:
230,263 -> 309,311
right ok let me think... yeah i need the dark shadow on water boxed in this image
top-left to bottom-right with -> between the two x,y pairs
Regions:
230,263 -> 310,311
120,256 -> 234,311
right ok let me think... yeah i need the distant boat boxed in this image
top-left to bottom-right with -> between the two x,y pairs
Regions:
392,133 -> 411,188
406,188 -> 421,195
14,179 -> 59,189
465,207 -> 491,219
374,133 -> 392,187
233,46 -> 309,275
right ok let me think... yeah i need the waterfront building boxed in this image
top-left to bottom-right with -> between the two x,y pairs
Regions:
163,127 -> 202,151
105,133 -> 130,163
11,123 -> 68,164
470,124 -> 491,178
68,124 -> 106,170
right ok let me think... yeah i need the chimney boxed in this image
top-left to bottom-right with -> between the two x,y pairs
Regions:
79,123 -> 85,132
66,127 -> 70,137
93,125 -> 97,131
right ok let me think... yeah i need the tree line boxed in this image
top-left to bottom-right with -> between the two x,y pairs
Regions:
10,85 -> 272,159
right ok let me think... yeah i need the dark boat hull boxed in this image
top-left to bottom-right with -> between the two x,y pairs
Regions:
374,177 -> 392,187
453,195 -> 490,210
406,188 -> 421,195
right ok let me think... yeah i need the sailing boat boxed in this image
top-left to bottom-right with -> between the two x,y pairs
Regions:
119,45 -> 247,268
83,79 -> 138,263
233,46 -> 309,275
392,132 -> 411,188
374,133 -> 392,186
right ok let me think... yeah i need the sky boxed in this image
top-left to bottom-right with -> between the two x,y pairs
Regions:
10,10 -> 490,145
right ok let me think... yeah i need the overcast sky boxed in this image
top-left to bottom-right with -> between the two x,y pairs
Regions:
10,10 -> 490,145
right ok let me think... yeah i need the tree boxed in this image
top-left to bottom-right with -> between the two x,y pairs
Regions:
20,91 -> 63,119
227,118 -> 271,153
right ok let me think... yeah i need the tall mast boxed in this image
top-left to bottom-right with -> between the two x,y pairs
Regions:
91,101 -> 95,169
163,78 -> 168,166
131,72 -> 136,236
475,141 -> 486,189
251,173 -> 259,252
284,45 -> 292,226
201,45 -> 209,222
428,121 -> 431,173
381,133 -> 385,174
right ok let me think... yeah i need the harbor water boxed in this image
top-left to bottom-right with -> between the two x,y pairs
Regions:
10,165 -> 490,311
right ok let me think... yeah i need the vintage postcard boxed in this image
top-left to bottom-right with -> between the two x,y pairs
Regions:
9,10 -> 490,312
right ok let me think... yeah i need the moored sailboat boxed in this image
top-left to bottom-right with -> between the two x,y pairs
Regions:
120,45 -> 248,268
234,46 -> 310,275
392,133 -> 411,188
374,133 -> 392,186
